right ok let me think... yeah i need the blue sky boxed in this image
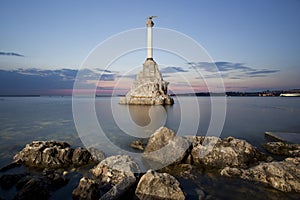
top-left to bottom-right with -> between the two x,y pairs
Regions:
0,0 -> 300,94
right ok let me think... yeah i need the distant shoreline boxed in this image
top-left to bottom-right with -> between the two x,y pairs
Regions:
1,89 -> 300,98
0,95 -> 40,97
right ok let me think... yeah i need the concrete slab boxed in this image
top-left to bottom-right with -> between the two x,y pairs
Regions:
265,132 -> 300,144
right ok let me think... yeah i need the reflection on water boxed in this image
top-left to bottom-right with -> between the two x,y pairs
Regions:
128,105 -> 151,126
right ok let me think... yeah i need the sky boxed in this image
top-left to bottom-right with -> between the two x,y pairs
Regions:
0,0 -> 300,95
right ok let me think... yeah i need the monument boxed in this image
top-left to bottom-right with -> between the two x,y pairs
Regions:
119,16 -> 174,105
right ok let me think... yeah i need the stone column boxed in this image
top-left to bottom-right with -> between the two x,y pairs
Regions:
146,16 -> 156,60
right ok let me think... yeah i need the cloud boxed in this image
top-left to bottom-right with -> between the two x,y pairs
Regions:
189,61 -> 279,78
0,52 -> 24,57
0,68 -> 118,95
245,69 -> 279,75
118,74 -> 137,80
160,66 -> 189,74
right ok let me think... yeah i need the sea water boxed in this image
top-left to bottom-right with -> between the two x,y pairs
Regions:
0,96 -> 300,199
0,96 -> 299,166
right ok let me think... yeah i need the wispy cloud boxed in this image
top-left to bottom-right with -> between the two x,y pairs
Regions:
0,68 -> 118,95
117,74 -> 137,80
0,52 -> 24,57
160,66 -> 189,74
189,61 -> 279,78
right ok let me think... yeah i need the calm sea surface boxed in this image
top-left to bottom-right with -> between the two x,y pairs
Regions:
0,96 -> 299,199
0,96 -> 300,166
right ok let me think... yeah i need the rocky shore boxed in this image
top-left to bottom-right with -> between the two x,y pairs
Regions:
0,127 -> 300,199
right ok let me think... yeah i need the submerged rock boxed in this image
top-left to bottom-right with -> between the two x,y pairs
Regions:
221,157 -> 300,192
143,127 -> 190,167
191,136 -> 268,169
0,173 -> 28,189
262,142 -> 300,157
130,140 -> 145,151
11,171 -> 67,200
72,177 -> 100,200
14,177 -> 49,200
135,170 -> 185,200
13,141 -> 95,169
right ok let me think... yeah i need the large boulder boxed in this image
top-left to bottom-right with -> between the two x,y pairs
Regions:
91,155 -> 139,199
221,157 -> 300,192
91,155 -> 139,185
135,170 -> 185,200
72,177 -> 100,200
191,136 -> 268,169
262,142 -> 300,157
13,141 -> 95,169
143,127 -> 190,168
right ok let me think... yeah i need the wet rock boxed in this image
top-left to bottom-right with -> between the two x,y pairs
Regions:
13,141 -> 94,169
0,173 -> 27,189
72,147 -> 93,166
143,127 -> 190,167
144,127 -> 176,152
195,188 -> 205,200
42,169 -> 68,189
91,155 -> 139,185
100,176 -> 136,200
13,171 -> 68,199
88,147 -> 106,162
14,177 -> 49,200
72,177 -> 100,200
191,136 -> 268,169
262,142 -> 300,157
221,157 -> 300,192
0,161 -> 22,172
135,170 -> 185,200
130,140 -> 144,151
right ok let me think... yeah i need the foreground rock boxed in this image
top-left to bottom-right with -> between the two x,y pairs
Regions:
91,155 -> 139,184
221,157 -> 300,192
135,170 -> 185,200
0,170 -> 68,200
90,155 -> 139,199
262,142 -> 300,157
191,136 -> 269,169
143,127 -> 190,167
72,177 -> 100,200
13,141 -> 103,169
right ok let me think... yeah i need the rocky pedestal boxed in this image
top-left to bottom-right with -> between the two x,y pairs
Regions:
119,59 -> 174,105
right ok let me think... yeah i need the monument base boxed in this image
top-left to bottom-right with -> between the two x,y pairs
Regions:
119,96 -> 174,105
119,59 -> 173,106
